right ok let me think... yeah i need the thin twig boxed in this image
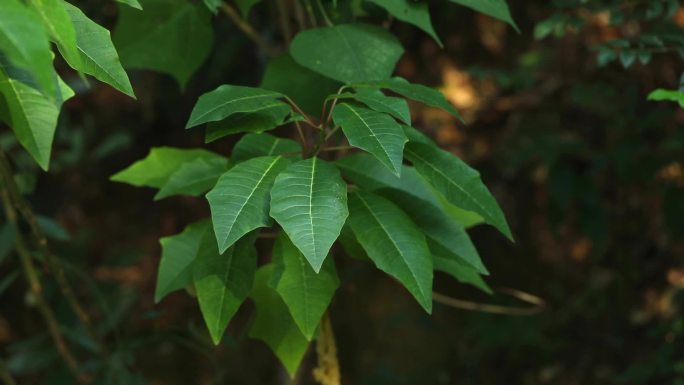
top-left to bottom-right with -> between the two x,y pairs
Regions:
318,145 -> 351,152
304,0 -> 318,27
0,188 -> 89,383
324,126 -> 341,141
0,151 -> 106,356
284,96 -> 319,128
295,120 -> 308,150
324,86 -> 347,126
314,0 -> 333,26
432,288 -> 545,316
219,3 -> 279,55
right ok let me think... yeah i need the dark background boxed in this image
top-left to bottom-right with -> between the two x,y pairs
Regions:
1,1 -> 683,384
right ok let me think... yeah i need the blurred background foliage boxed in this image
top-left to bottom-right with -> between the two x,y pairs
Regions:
1,0 -> 684,384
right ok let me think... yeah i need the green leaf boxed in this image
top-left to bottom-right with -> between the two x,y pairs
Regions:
533,17 -> 556,40
110,147 -> 224,188
270,157 -> 348,272
337,153 -> 485,228
194,230 -> 257,344
404,141 -> 513,241
232,133 -> 302,162
202,0 -> 221,13
351,88 -> 410,124
0,66 -> 74,170
155,156 -> 230,200
338,225 -> 368,261
438,193 -> 485,228
261,53 -> 340,116
290,23 -> 404,83
29,0 -> 80,70
448,0 -> 518,31
249,265 -> 309,378
648,88 -> 684,108
347,191 -> 433,312
271,233 -> 339,339
186,85 -> 285,128
155,220 -> 210,303
434,254 -> 492,294
619,50 -> 636,68
114,0 -> 213,88
235,0 -> 261,18
36,216 -> 70,241
0,0 -> 55,97
62,3 -> 135,98
337,154 -> 486,273
401,124 -> 433,145
117,0 -> 143,9
206,156 -> 290,253
368,0 -> 442,46
637,50 -> 651,65
379,189 -> 488,274
337,153 -> 421,193
596,48 -> 617,67
332,103 -> 407,176
204,102 -> 292,142
352,77 -> 462,121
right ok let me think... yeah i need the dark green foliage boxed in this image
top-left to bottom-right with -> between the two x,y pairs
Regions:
2,0 -> 682,384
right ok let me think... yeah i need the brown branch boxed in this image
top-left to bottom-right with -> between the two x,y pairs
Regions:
284,96 -> 319,128
0,151 -> 107,356
324,87 -> 348,127
219,3 -> 279,56
294,121 -> 308,154
323,126 -> 341,141
318,145 -> 351,152
0,188 -> 89,383
432,288 -> 545,316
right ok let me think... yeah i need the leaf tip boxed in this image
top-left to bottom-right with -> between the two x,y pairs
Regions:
109,171 -> 123,182
500,223 -> 515,243
209,329 -> 224,346
421,298 -> 433,315
38,159 -> 50,172
152,192 -> 165,201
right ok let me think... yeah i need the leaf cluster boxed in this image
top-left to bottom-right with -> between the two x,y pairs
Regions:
110,4 -> 515,373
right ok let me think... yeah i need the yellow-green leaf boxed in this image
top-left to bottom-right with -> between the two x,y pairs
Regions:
110,147 -> 224,188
